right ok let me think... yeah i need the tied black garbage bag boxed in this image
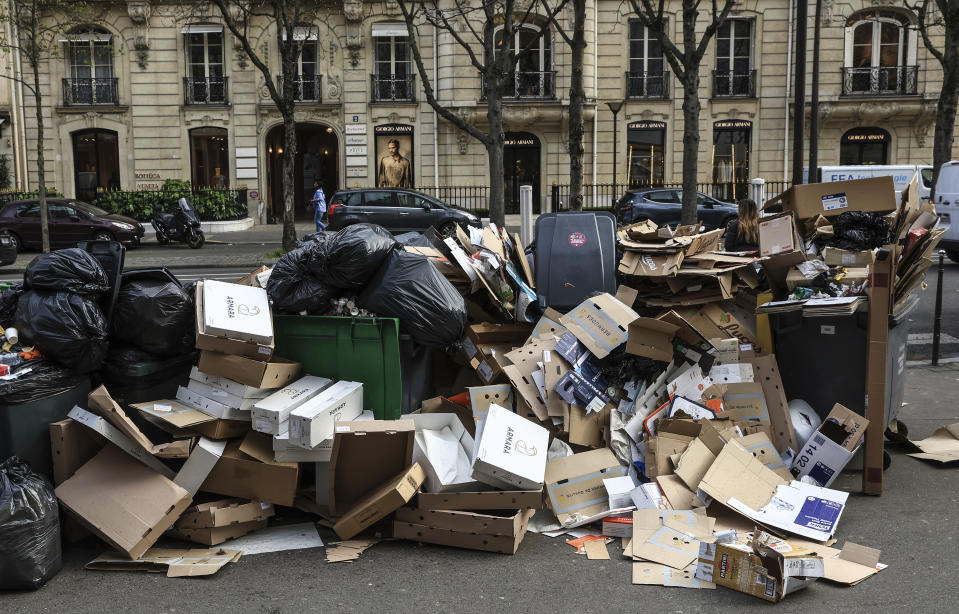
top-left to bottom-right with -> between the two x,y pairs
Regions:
268,247 -> 336,314
297,230 -> 334,249
24,248 -> 109,297
358,250 -> 466,348
309,224 -> 397,289
15,290 -> 108,372
0,360 -> 86,404
395,232 -> 434,248
0,457 -> 62,591
827,211 -> 892,251
0,283 -> 23,328
111,279 -> 194,356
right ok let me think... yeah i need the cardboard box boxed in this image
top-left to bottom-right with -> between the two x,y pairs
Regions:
329,419 -> 415,515
172,498 -> 274,546
177,385 -> 249,421
49,418 -> 104,486
791,403 -> 868,487
250,375 -> 333,435
559,293 -> 639,359
274,410 -> 373,462
189,366 -> 276,399
195,281 -> 274,359
86,547 -> 241,577
173,438 -> 228,497
822,247 -> 876,267
395,506 -> 531,536
864,246 -> 895,494
626,318 -> 679,362
86,386 -> 191,459
200,433 -> 300,506
67,406 -> 176,479
288,381 -> 364,449
55,445 -> 192,559
471,404 -> 549,491
417,396 -> 477,438
393,508 -> 533,554
201,279 -> 274,344
618,251 -> 684,277
333,463 -> 426,539
410,413 -> 483,493
469,343 -> 514,384
416,489 -> 542,511
186,379 -> 263,411
465,322 -> 533,346
197,350 -> 301,389
545,448 -> 626,527
602,514 -> 634,538
173,519 -> 268,546
764,176 -> 897,219
696,535 -> 824,602
131,399 -> 250,440
759,214 -> 802,257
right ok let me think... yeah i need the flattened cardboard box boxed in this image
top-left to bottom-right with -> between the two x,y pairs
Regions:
86,547 -> 241,578
49,418 -> 104,486
823,247 -> 876,267
87,386 -> 191,459
393,509 -> 533,555
559,293 -> 639,359
395,507 -> 530,536
618,250 -> 684,277
416,489 -> 542,511
173,437 -> 228,497
131,399 -> 250,440
200,435 -> 299,507
67,406 -> 176,479
329,419 -> 415,515
333,463 -> 426,540
55,445 -> 192,560
197,350 -> 301,389
545,448 -> 625,527
626,318 -> 679,362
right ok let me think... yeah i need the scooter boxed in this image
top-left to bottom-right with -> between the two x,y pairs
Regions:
152,197 -> 205,249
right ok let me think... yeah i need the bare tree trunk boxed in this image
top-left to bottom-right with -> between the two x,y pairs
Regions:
31,58 -> 49,253
565,0 -> 586,211
487,90 -> 506,228
281,113 -> 298,251
680,67 -> 700,226
932,38 -> 959,199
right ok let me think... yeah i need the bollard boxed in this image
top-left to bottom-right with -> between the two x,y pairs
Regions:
520,184 -> 533,247
750,178 -> 766,209
932,249 -> 945,366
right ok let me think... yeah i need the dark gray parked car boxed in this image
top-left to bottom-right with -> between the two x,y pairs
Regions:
327,188 -> 481,236
615,188 -> 739,230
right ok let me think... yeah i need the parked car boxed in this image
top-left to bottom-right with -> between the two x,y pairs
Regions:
327,188 -> 481,235
0,231 -> 16,266
0,198 -> 144,252
615,189 -> 739,229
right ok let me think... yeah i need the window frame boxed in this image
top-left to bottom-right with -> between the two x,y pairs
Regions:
715,18 -> 753,76
627,21 -> 664,77
844,10 -> 917,69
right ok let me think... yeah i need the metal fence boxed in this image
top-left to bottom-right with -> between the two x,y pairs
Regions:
414,185 -> 490,213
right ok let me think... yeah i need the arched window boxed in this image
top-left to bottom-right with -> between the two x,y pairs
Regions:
843,9 -> 917,95
493,22 -> 553,98
840,127 -> 890,165
63,27 -> 117,106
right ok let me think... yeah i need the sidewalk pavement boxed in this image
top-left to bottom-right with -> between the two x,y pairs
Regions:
2,218 -> 528,272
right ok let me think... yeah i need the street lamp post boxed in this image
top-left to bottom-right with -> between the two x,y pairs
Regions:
607,100 -> 624,207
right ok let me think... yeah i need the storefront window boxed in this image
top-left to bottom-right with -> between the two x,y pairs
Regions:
190,127 -> 229,188
712,120 -> 751,201
840,127 -> 889,165
626,121 -> 665,187
72,129 -> 120,201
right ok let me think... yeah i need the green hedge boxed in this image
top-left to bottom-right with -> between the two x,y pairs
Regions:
94,179 -> 247,222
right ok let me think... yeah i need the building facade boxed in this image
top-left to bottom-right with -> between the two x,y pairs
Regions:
8,0 -> 957,219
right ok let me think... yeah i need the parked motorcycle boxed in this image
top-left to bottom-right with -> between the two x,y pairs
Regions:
152,197 -> 205,249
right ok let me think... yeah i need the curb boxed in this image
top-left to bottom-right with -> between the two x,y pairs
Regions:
2,261 -> 279,275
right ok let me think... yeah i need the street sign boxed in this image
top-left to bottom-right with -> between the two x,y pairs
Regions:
346,146 -> 367,156
345,134 -> 367,145
345,125 -> 367,134
346,167 -> 367,177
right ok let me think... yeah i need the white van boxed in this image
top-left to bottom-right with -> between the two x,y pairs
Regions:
810,165 -> 933,202
933,160 -> 959,262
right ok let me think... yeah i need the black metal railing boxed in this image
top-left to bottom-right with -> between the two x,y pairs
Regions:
482,70 -> 557,100
370,73 -> 416,102
183,76 -> 229,105
551,180 -> 795,212
278,74 -> 323,103
712,69 -> 757,98
841,65 -> 918,96
62,78 -> 119,106
626,71 -> 670,99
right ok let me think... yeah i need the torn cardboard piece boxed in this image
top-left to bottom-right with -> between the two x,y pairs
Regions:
326,539 -> 380,563
900,423 -> 959,464
201,434 -> 299,507
87,386 -> 191,459
67,406 -> 176,479
545,448 -> 626,527
626,318 -> 679,362
86,547 -> 241,578
334,463 -> 426,540
632,562 -> 715,589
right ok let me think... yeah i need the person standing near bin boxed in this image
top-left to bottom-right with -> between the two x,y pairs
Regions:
723,198 -> 759,252
311,181 -> 327,232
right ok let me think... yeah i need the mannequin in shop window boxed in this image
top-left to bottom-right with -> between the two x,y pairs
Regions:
723,198 -> 759,252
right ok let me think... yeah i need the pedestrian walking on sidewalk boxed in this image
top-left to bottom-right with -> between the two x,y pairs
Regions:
311,181 -> 327,232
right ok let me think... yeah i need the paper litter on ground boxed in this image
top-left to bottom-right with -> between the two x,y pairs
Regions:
217,522 -> 323,555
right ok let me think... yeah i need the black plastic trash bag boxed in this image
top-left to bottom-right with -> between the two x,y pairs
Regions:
0,457 -> 61,591
0,360 -> 86,405
309,224 -> 397,289
0,283 -> 23,328
111,279 -> 194,356
827,211 -> 892,251
297,230 -> 334,249
358,250 -> 466,348
23,248 -> 109,297
268,247 -> 336,314
15,290 -> 108,372
395,232 -> 434,248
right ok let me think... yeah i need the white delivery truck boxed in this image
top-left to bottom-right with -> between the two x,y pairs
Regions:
809,165 -> 933,202
932,160 -> 959,262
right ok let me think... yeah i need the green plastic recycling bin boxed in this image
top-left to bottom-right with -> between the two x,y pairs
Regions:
273,315 -> 403,420
769,293 -> 917,428
0,379 -> 91,479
